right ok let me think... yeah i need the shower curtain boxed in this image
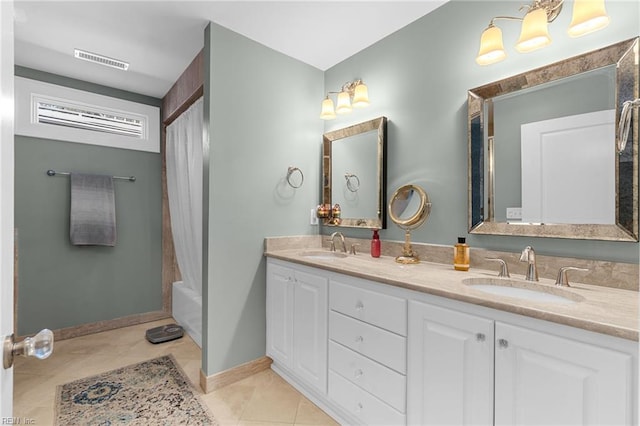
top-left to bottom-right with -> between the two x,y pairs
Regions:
166,97 -> 203,296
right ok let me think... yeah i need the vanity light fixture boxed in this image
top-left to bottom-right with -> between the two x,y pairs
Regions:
476,0 -> 610,66
320,79 -> 369,120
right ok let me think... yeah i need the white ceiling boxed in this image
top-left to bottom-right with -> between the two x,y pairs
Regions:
13,1 -> 448,98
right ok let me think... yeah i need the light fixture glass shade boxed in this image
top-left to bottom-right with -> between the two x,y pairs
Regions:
516,8 -> 552,53
476,25 -> 507,65
320,97 -> 336,120
352,83 -> 370,108
568,0 -> 609,37
336,91 -> 352,114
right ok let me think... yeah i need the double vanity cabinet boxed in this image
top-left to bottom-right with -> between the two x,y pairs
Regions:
266,256 -> 638,425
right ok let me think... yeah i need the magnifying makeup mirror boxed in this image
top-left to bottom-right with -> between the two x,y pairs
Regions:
388,184 -> 431,264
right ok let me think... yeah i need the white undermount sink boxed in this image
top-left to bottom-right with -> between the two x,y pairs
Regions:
299,250 -> 348,260
463,277 -> 583,304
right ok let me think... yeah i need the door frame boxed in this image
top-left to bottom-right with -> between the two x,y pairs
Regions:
0,0 -> 15,416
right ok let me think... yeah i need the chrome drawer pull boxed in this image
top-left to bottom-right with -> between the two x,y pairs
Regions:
497,338 -> 509,349
354,369 -> 363,379
355,301 -> 364,311
476,333 -> 486,342
355,335 -> 364,343
355,402 -> 363,413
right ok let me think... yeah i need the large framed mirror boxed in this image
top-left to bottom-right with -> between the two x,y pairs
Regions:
468,37 -> 639,242
322,116 -> 387,229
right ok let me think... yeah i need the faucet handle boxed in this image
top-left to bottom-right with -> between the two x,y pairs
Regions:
485,258 -> 510,278
350,243 -> 360,255
555,266 -> 588,287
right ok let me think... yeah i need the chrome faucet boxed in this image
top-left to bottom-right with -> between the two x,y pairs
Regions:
519,246 -> 539,281
329,232 -> 347,253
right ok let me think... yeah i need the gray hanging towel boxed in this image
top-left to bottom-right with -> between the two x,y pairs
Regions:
69,173 -> 116,246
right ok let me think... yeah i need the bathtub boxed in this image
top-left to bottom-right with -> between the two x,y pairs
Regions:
172,281 -> 202,348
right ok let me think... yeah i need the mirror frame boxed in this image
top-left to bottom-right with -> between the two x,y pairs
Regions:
322,116 -> 387,229
468,37 -> 639,242
388,183 -> 431,264
388,184 -> 431,230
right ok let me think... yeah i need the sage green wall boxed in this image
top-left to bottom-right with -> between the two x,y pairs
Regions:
323,0 -> 640,263
14,68 -> 162,335
203,23 -> 324,374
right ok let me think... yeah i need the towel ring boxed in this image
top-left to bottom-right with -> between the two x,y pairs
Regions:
286,166 -> 304,188
345,172 -> 360,192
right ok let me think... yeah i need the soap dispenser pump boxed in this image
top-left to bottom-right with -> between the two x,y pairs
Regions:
371,229 -> 381,258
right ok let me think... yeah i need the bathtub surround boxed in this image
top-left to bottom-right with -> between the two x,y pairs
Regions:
172,282 -> 202,348
14,68 -> 164,337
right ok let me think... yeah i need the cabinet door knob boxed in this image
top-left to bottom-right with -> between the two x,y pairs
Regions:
355,335 -> 364,343
356,402 -> 363,412
354,369 -> 363,379
476,333 -> 486,342
497,338 -> 509,349
355,301 -> 364,311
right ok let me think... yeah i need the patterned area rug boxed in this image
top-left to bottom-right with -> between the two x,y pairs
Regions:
55,354 -> 217,425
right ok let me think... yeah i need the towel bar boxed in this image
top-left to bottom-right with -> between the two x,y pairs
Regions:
46,169 -> 136,182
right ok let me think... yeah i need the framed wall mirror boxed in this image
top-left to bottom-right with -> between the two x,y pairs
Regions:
322,116 -> 387,229
468,37 -> 639,242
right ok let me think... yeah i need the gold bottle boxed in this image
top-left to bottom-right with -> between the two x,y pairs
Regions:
454,237 -> 470,271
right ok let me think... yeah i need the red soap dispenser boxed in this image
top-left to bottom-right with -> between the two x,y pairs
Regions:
371,229 -> 381,258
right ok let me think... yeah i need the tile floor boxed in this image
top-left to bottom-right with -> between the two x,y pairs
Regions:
13,319 -> 339,426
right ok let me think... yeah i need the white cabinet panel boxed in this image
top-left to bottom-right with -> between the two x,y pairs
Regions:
266,260 -> 328,394
330,279 -> 407,336
329,370 -> 406,426
330,311 -> 407,374
293,269 -> 328,393
266,262 -> 294,368
407,301 -> 494,426
495,322 -> 634,426
329,341 -> 406,413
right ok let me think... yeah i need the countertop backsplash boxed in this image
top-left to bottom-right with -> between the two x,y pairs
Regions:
264,235 -> 638,292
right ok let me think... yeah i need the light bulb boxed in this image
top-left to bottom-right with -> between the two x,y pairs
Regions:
476,25 -> 507,65
516,8 -> 552,53
335,91 -> 352,114
320,97 -> 336,120
352,83 -> 370,108
568,0 -> 609,37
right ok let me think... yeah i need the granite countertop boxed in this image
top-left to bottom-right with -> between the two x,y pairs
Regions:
265,247 -> 639,342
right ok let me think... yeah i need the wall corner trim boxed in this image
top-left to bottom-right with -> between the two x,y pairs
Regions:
200,356 -> 273,393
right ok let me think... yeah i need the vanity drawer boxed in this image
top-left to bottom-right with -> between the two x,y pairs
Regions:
329,340 -> 406,413
329,311 -> 406,374
330,279 -> 407,336
329,370 -> 406,426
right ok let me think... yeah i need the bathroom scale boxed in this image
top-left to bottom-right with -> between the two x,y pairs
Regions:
145,323 -> 184,344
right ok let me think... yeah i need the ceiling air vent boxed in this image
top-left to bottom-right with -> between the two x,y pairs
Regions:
74,48 -> 129,71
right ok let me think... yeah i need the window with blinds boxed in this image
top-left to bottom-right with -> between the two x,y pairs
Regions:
34,96 -> 145,138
